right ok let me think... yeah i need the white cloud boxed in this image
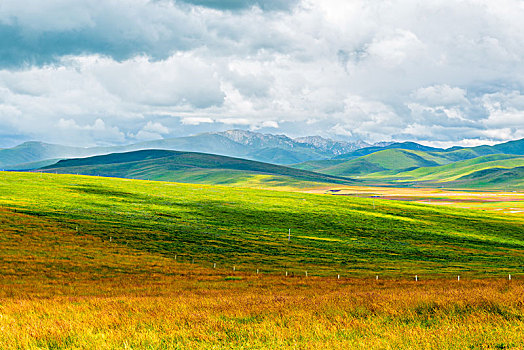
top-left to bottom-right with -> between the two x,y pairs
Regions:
260,120 -> 279,128
218,118 -> 251,125
181,117 -> 215,125
142,121 -> 169,134
412,85 -> 468,106
2,0 -> 524,146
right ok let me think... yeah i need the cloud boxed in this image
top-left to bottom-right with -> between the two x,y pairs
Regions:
181,117 -> 215,125
2,0 -> 524,147
142,121 -> 169,134
218,118 -> 251,125
411,85 -> 468,106
180,0 -> 300,11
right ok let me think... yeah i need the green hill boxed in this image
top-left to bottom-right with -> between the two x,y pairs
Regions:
445,166 -> 524,189
40,149 -> 353,187
1,171 -> 523,276
296,149 -> 449,177
389,154 -> 524,183
334,142 -> 444,160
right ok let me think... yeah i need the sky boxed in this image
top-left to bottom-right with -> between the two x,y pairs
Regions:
1,0 -> 524,148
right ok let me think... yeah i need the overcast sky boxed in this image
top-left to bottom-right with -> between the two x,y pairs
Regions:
1,0 -> 524,147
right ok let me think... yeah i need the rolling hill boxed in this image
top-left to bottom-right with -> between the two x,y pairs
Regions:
445,166 -> 524,189
40,149 -> 354,187
334,141 -> 444,160
293,139 -> 524,189
383,154 -> 524,183
295,149 -> 449,177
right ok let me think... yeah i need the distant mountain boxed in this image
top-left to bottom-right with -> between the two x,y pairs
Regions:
293,136 -> 370,155
0,130 -> 369,169
0,141 -> 115,169
335,138 -> 524,160
40,149 -> 355,187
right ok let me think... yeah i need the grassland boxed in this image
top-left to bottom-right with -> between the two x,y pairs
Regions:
1,171 -> 524,349
2,171 -> 524,276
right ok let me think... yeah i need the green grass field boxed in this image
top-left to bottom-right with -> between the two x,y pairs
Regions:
1,171 -> 523,278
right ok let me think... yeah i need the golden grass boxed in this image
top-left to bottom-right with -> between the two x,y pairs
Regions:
1,268 -> 523,349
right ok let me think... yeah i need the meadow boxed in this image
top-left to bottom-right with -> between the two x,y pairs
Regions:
1,171 -> 524,348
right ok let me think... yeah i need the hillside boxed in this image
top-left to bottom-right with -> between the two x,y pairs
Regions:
296,149 -> 449,177
2,171 -> 523,276
446,166 -> 524,189
294,144 -> 524,190
387,154 -> 524,183
334,142 -> 444,160
40,149 -> 353,187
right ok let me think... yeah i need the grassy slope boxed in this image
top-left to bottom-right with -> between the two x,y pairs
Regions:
294,149 -> 524,190
374,154 -> 524,182
1,171 -> 523,277
446,166 -> 524,189
297,149 -> 450,177
41,149 -> 353,187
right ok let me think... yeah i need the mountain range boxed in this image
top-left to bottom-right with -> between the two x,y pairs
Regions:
0,130 -> 371,170
2,129 -> 524,190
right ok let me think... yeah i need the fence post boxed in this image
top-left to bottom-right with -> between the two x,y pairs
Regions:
415,275 -> 418,282
457,275 -> 460,281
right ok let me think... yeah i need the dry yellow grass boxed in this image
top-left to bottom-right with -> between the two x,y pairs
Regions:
1,269 -> 523,349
